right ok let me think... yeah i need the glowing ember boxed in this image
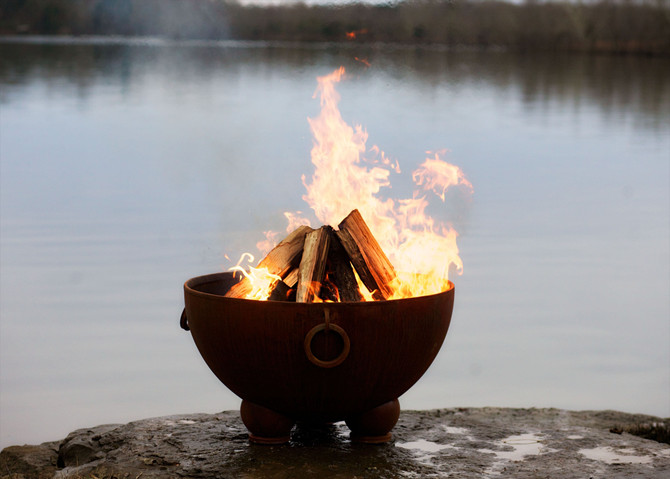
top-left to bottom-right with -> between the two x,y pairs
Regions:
232,66 -> 472,301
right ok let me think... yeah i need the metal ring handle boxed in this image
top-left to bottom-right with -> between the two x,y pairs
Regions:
180,308 -> 189,331
304,322 -> 350,368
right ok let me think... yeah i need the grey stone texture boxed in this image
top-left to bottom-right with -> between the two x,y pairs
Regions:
2,408 -> 669,478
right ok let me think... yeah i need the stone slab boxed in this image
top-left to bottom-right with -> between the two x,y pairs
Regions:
2,408 -> 669,478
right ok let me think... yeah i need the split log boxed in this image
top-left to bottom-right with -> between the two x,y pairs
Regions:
225,225 -> 313,299
283,268 -> 299,289
327,233 -> 363,302
296,226 -> 331,302
336,209 -> 396,300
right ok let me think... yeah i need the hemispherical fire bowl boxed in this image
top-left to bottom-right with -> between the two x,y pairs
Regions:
181,272 -> 454,444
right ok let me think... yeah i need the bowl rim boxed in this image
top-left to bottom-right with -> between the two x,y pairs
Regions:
184,271 -> 454,307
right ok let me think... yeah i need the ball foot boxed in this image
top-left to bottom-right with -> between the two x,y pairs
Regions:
346,399 -> 400,444
240,400 -> 294,445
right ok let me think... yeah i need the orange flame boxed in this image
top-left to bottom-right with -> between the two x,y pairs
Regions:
256,230 -> 280,256
230,66 -> 472,301
414,150 -> 473,201
229,253 -> 282,301
284,211 -> 312,232
299,67 -> 472,299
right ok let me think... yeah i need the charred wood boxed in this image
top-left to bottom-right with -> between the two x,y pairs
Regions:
268,280 -> 295,302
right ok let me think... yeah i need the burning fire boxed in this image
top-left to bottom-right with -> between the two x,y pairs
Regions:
229,253 -> 282,301
346,29 -> 368,40
231,66 -> 472,301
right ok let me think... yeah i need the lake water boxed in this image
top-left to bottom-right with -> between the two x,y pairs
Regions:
1,38 -> 668,448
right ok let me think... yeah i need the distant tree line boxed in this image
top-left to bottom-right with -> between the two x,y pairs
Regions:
1,0 -> 669,54
0,0 -> 230,38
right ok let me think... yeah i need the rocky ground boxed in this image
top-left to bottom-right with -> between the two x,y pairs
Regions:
2,408 -> 669,478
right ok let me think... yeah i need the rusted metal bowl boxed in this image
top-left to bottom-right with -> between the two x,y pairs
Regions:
181,271 -> 454,443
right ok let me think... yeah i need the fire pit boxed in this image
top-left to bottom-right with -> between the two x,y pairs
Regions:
181,271 -> 454,444
178,66 -> 470,444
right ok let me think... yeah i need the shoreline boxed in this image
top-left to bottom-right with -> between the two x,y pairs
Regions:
2,0 -> 668,57
0,33 -> 666,57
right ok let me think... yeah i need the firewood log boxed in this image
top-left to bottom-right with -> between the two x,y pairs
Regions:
296,226 -> 331,302
283,268 -> 299,288
225,225 -> 313,299
327,232 -> 363,302
336,209 -> 396,300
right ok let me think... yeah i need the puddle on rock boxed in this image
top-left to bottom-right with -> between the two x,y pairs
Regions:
579,446 -> 654,465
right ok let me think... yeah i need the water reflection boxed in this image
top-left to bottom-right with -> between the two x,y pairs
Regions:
1,38 -> 668,448
2,39 -> 668,133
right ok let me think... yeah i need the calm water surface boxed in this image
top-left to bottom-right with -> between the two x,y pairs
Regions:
1,38 -> 668,448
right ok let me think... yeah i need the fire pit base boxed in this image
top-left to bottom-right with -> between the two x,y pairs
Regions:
240,399 -> 401,445
240,401 -> 295,445
346,399 -> 400,444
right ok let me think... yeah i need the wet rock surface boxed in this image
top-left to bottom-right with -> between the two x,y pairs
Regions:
2,408 -> 669,478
